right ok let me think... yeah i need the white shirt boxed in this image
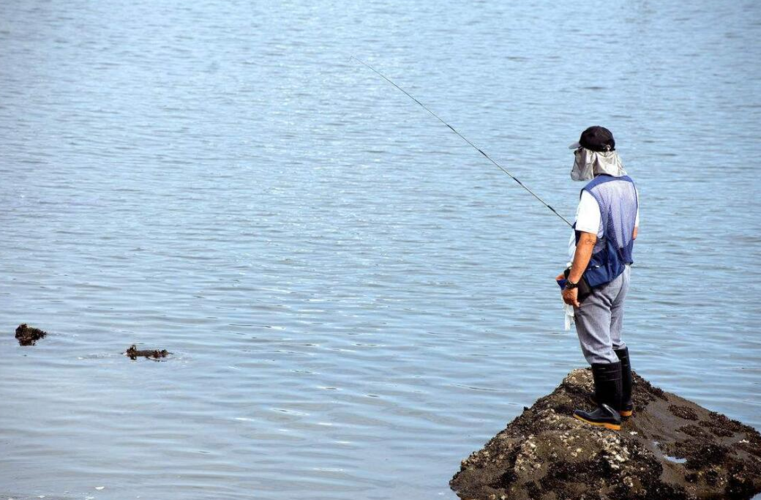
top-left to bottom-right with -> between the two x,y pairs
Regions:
568,189 -> 639,261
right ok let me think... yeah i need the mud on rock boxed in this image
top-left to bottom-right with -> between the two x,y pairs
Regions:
450,369 -> 761,500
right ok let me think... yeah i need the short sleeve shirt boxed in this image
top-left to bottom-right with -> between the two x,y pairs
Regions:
568,189 -> 639,262
575,189 -> 640,237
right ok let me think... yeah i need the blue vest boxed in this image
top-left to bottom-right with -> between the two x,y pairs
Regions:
575,175 -> 638,288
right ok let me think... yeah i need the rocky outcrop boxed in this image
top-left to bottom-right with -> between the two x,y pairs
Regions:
451,369 -> 761,500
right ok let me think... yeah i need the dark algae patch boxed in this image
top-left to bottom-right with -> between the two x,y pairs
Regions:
669,404 -> 699,421
15,324 -> 47,346
450,369 -> 761,500
125,345 -> 169,361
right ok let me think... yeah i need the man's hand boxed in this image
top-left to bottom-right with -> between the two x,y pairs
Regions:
562,287 -> 580,308
562,231 -> 596,308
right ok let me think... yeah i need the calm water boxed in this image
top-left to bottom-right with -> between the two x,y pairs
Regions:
1,1 -> 760,499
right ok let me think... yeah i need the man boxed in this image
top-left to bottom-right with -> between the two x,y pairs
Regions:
562,126 -> 639,431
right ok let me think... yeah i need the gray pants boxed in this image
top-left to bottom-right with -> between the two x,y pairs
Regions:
574,265 -> 630,364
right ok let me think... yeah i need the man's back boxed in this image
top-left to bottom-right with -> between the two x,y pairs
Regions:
579,175 -> 638,287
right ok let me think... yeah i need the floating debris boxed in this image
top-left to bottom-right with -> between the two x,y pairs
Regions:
15,324 -> 47,346
125,345 -> 169,361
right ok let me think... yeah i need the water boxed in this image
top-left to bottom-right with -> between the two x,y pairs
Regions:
1,1 -> 760,499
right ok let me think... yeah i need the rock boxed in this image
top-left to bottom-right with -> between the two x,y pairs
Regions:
15,324 -> 47,346
125,345 -> 169,361
450,369 -> 761,500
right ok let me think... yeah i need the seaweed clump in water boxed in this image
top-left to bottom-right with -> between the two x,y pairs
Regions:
125,345 -> 169,361
15,324 -> 47,346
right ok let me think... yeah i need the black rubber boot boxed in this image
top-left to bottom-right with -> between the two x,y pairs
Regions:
574,362 -> 623,431
589,349 -> 634,417
615,347 -> 634,417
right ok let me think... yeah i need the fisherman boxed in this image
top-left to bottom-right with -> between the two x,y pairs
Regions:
561,126 -> 639,431
352,64 -> 639,430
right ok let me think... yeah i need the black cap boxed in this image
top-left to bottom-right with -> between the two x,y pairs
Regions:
569,126 -> 616,152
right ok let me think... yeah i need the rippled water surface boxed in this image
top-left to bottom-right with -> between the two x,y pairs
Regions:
1,1 -> 760,499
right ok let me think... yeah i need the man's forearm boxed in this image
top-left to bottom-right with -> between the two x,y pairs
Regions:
568,233 -> 597,283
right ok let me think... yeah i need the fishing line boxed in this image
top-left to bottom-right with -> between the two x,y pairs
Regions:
352,56 -> 572,227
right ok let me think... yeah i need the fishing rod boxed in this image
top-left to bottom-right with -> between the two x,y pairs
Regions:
352,56 -> 572,227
